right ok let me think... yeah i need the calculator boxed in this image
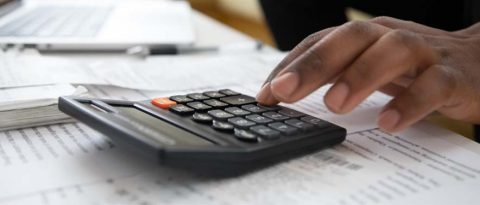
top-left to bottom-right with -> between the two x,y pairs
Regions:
58,89 -> 346,173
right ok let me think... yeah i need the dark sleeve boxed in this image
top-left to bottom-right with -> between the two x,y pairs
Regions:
259,0 -> 348,51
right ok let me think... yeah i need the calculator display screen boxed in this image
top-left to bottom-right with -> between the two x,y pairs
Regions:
113,106 -> 213,146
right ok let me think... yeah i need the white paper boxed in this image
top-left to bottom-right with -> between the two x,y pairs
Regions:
0,83 -> 478,205
0,84 -> 79,111
0,53 -> 286,91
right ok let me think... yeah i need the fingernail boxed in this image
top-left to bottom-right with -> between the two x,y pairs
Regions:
325,82 -> 349,112
270,72 -> 299,100
256,82 -> 271,102
378,109 -> 401,131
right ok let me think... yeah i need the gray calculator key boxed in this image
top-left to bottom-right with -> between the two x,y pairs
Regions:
203,91 -> 226,98
268,122 -> 298,134
234,129 -> 259,143
207,109 -> 234,120
301,116 -> 329,128
241,104 -> 266,113
212,120 -> 234,132
169,95 -> 193,103
169,104 -> 194,115
220,95 -> 256,105
203,99 -> 228,108
278,108 -> 305,118
246,114 -> 273,124
250,125 -> 280,140
257,104 -> 281,111
228,117 -> 256,128
192,112 -> 213,123
187,102 -> 212,111
262,111 -> 289,121
219,89 -> 240,96
187,93 -> 210,100
225,107 -> 251,116
285,119 -> 315,130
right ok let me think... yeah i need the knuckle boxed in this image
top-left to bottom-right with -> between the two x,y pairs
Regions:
386,29 -> 424,51
301,48 -> 324,72
370,16 -> 395,25
303,31 -> 323,45
342,20 -> 373,35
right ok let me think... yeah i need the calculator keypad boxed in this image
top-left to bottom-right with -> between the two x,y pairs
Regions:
152,89 -> 334,144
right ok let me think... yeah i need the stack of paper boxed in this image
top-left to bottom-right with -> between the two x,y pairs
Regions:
0,84 -> 86,131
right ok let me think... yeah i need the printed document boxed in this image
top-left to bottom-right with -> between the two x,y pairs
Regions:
0,82 -> 478,205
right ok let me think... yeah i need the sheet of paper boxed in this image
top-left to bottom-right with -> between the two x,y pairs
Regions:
0,84 -> 79,111
0,53 -> 285,91
0,83 -> 478,205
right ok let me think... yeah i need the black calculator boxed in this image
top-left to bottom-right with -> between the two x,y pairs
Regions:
58,89 -> 346,173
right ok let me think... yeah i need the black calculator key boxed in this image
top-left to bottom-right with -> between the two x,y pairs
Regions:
250,125 -> 280,140
257,104 -> 282,111
234,129 -> 259,143
220,95 -> 256,106
262,111 -> 289,121
279,108 -> 305,118
187,93 -> 210,100
285,119 -> 315,130
225,107 -> 251,116
301,116 -> 329,128
268,122 -> 298,134
192,112 -> 213,124
169,95 -> 193,103
203,91 -> 226,98
203,99 -> 228,108
228,117 -> 256,128
219,89 -> 240,96
207,109 -> 234,120
241,104 -> 266,113
169,104 -> 194,115
212,120 -> 234,132
186,102 -> 212,111
246,114 -> 273,124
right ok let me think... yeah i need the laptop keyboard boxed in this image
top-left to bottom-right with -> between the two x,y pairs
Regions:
0,6 -> 112,38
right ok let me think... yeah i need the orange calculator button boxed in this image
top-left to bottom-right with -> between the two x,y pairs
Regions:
151,98 -> 177,109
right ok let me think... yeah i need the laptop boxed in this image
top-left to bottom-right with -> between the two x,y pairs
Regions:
0,0 -> 195,51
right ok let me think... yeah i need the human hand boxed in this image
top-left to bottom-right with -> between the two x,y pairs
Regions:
256,17 -> 480,132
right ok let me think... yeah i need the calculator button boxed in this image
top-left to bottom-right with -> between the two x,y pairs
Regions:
301,116 -> 329,128
246,114 -> 273,124
228,117 -> 256,128
203,91 -> 226,98
234,129 -> 259,143
186,102 -> 212,112
285,119 -> 315,130
268,122 -> 298,134
225,107 -> 251,116
192,112 -> 213,124
187,93 -> 210,100
207,109 -> 234,120
262,111 -> 289,121
169,104 -> 194,115
241,104 -> 266,113
220,95 -> 256,106
250,125 -> 280,140
151,98 -> 177,109
169,95 -> 193,103
203,99 -> 228,108
212,120 -> 234,132
278,108 -> 305,118
257,104 -> 282,111
219,89 -> 240,96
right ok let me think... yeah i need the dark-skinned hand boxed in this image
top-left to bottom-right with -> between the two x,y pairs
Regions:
256,16 -> 480,132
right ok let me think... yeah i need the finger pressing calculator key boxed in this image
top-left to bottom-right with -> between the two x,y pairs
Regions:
59,89 -> 347,174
